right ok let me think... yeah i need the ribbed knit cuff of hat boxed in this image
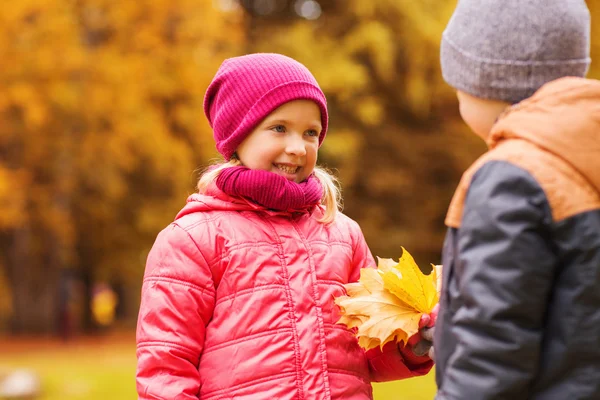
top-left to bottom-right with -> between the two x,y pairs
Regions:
440,34 -> 591,104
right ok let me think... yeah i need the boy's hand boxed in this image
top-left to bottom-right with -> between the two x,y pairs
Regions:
407,304 -> 439,359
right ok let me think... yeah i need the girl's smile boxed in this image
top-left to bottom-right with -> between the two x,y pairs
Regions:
273,162 -> 301,179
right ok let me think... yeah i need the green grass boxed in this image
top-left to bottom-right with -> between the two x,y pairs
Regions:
0,334 -> 137,400
0,333 -> 436,399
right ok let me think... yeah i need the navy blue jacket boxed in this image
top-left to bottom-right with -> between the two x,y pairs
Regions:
435,77 -> 600,400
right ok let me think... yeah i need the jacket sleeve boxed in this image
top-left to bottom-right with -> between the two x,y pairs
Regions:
366,341 -> 433,382
348,220 -> 433,382
436,161 -> 557,400
136,223 -> 216,400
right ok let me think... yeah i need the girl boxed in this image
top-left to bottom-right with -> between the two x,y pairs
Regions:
136,53 -> 433,400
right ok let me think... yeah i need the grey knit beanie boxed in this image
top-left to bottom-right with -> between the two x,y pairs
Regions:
441,0 -> 591,104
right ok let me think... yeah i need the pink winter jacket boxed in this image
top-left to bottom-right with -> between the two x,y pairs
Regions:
136,188 -> 432,400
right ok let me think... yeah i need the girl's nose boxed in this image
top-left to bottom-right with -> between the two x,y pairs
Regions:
285,134 -> 307,156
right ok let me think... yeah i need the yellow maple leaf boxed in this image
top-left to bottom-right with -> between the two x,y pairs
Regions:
358,335 -> 382,350
335,247 -> 441,350
337,313 -> 368,330
375,256 -> 398,272
357,267 -> 384,293
335,289 -> 418,349
381,247 -> 439,314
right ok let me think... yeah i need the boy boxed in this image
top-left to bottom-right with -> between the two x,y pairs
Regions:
434,1 -> 600,399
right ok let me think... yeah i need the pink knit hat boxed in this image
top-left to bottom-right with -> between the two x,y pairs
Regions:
204,53 -> 329,160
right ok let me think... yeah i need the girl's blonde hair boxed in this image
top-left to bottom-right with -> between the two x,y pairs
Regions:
197,159 -> 342,224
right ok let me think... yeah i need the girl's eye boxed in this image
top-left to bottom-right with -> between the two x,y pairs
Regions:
272,125 -> 286,133
306,129 -> 319,137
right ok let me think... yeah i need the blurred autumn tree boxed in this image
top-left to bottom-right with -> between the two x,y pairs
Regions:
0,0 -> 242,333
0,0 -> 598,334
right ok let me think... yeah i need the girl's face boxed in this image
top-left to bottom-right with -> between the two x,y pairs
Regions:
236,100 -> 321,183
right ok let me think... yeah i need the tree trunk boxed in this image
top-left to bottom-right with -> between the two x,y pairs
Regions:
5,225 -> 60,334
77,240 -> 101,334
80,264 -> 98,333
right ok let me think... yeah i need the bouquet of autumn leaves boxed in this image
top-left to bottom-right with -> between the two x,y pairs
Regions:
335,247 -> 442,351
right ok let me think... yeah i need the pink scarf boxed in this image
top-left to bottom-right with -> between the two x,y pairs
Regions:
216,166 -> 323,211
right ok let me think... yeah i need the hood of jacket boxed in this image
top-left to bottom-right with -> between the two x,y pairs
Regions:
175,185 -> 321,221
488,77 -> 600,194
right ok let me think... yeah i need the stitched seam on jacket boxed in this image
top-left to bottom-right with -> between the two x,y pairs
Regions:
174,224 -> 220,301
173,224 -> 213,274
264,218 -> 305,400
224,241 -> 278,252
207,241 -> 277,268
292,221 -> 332,400
347,220 -> 360,265
333,220 -> 348,248
175,214 -> 220,232
175,218 -> 223,270
207,240 -> 351,274
202,327 -> 294,354
214,283 -> 285,306
137,340 -> 198,359
308,240 -> 352,249
202,371 -> 298,399
143,276 -> 215,296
